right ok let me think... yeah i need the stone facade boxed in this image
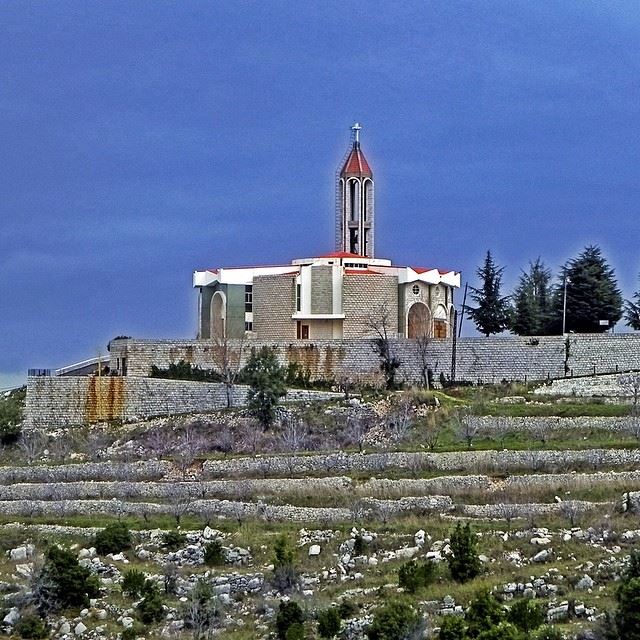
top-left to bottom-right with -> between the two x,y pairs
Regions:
342,273 -> 399,338
252,273 -> 296,339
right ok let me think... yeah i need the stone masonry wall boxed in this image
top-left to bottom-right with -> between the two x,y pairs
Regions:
342,273 -> 399,339
253,274 -> 296,340
25,377 -> 342,428
108,333 -> 640,384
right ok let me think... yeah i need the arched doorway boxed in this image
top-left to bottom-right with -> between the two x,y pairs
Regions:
433,304 -> 448,339
407,302 -> 430,338
210,292 -> 226,339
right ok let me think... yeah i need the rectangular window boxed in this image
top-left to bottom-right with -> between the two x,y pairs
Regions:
296,320 -> 309,339
244,285 -> 253,312
244,321 -> 253,332
296,283 -> 301,312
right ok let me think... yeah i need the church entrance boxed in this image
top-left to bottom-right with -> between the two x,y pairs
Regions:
407,302 -> 430,338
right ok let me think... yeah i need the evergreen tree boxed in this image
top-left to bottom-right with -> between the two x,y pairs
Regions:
465,590 -> 505,637
242,346 -> 287,429
366,600 -> 422,640
625,278 -> 640,330
469,251 -> 511,336
447,523 -> 481,583
615,577 -> 640,640
510,258 -> 552,336
549,245 -> 622,333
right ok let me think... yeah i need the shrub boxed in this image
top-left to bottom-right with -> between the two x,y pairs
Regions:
14,613 -> 48,639
122,623 -> 146,640
352,534 -> 366,557
162,530 -> 187,551
94,522 -> 132,555
366,599 -> 421,640
272,535 -> 299,593
338,600 -> 359,619
276,600 -> 305,640
317,607 -> 341,638
398,559 -> 436,593
615,576 -> 640,640
37,545 -> 100,612
447,523 -> 481,583
476,621 -> 522,640
438,615 -> 468,640
533,626 -> 565,640
135,585 -> 165,624
203,539 -> 225,566
285,623 -> 305,640
0,387 -> 25,444
121,569 -> 147,598
180,579 -> 222,635
507,599 -> 545,633
465,590 -> 505,638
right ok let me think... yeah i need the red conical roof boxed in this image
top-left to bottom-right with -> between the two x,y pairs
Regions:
340,143 -> 372,178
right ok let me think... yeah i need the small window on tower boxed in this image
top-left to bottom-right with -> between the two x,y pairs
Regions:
412,284 -> 420,295
245,285 -> 253,312
296,283 -> 301,311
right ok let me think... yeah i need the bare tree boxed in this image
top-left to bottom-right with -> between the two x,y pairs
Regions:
558,500 -> 588,527
385,394 -> 415,442
365,302 -> 401,390
411,318 -> 433,389
344,412 -> 372,452
455,409 -> 479,449
167,484 -> 196,526
49,435 -> 73,464
618,373 -> 640,406
146,428 -> 173,458
211,335 -> 245,408
18,430 -> 47,465
421,411 -> 441,451
279,416 -> 308,452
172,423 -> 208,480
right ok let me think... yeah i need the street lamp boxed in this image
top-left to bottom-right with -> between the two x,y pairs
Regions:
562,275 -> 571,335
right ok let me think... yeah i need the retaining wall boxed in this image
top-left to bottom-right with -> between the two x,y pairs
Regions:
25,377 -> 342,428
202,448 -> 640,478
108,333 -> 640,384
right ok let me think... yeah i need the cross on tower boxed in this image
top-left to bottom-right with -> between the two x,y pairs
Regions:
351,122 -> 361,144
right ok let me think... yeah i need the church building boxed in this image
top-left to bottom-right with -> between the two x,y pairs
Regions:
194,125 -> 460,342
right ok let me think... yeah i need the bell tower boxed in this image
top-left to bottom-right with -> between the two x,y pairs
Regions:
336,123 -> 375,257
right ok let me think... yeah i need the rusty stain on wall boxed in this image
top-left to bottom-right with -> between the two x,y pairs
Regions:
86,377 -> 125,423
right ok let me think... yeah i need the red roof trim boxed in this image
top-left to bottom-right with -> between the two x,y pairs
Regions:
320,251 -> 365,259
344,268 -> 382,275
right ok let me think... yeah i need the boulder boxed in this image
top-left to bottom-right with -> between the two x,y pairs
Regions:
308,545 -> 321,556
74,622 -> 87,635
576,575 -> 595,591
3,607 -> 19,626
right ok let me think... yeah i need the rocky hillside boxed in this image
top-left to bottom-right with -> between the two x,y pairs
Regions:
0,381 -> 638,639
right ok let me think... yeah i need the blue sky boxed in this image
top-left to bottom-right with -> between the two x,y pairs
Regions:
2,1 -> 640,388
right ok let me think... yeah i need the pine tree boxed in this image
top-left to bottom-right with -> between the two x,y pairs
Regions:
447,522 -> 481,583
469,251 -> 511,336
550,245 -> 622,333
625,278 -> 640,330
511,258 -> 552,336
243,347 -> 287,429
